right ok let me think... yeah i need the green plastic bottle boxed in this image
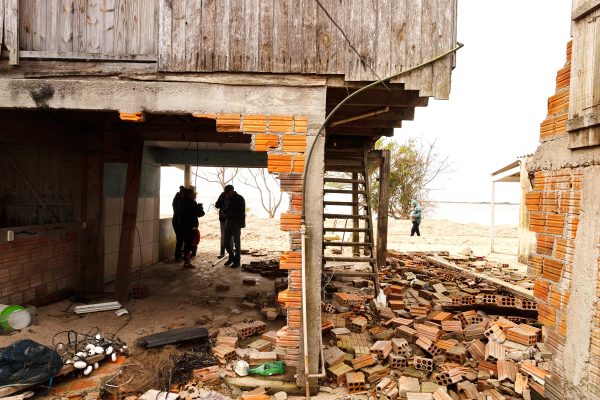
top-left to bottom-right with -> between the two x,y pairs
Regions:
247,361 -> 285,376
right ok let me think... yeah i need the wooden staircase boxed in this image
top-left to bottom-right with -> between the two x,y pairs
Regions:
322,147 -> 380,294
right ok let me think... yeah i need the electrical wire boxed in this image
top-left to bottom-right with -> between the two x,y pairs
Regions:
301,43 -> 464,220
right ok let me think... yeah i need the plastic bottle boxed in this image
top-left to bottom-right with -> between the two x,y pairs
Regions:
247,361 -> 285,376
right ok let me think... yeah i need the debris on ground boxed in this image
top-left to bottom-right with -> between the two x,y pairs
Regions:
317,251 -> 547,399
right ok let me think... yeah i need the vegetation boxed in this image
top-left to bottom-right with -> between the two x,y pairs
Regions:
370,138 -> 451,219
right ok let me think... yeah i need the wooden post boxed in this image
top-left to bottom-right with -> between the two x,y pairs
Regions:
115,134 -> 144,302
184,164 -> 192,187
352,172 -> 360,256
5,0 -> 19,65
376,150 -> 391,270
80,133 -> 104,294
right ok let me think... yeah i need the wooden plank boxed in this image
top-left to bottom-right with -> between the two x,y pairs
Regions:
418,0 -> 434,96
359,0 -> 377,80
301,0 -> 316,73
170,0 -> 185,70
375,0 -> 391,78
200,0 -> 215,70
390,0 -> 406,76
73,0 -> 87,52
46,0 -> 60,52
396,0 -> 422,89
433,0 -> 453,99
258,0 -> 273,71
345,0 -> 362,81
19,0 -> 32,51
139,0 -> 156,54
228,0 -> 243,71
5,0 -> 18,64
58,0 -> 74,52
287,0 -> 302,72
86,0 -> 101,52
315,0 -> 335,73
99,0 -> 114,54
18,50 -> 156,61
214,0 -> 230,70
272,0 -> 289,72
0,0 -> 4,47
32,0 -> 47,51
242,0 -> 259,71
376,150 -> 390,270
572,0 -> 600,20
567,106 -> 600,132
115,133 -> 143,302
129,0 -> 141,54
185,0 -> 201,70
158,0 -> 172,68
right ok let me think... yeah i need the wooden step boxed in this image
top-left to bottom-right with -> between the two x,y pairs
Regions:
323,214 -> 369,219
323,256 -> 375,263
324,189 -> 366,195
324,271 -> 377,277
323,201 -> 365,206
323,242 -> 373,247
323,227 -> 369,232
324,166 -> 365,172
324,178 -> 366,184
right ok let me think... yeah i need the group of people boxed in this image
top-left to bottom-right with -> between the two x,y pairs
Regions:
172,185 -> 246,268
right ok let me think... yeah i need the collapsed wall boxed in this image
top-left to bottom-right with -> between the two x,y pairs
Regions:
526,41 -> 600,400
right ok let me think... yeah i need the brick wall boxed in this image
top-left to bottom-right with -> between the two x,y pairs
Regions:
0,225 -> 79,306
194,112 -> 309,367
528,40 -> 600,397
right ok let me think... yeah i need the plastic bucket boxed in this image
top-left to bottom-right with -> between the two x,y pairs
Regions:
0,305 -> 31,331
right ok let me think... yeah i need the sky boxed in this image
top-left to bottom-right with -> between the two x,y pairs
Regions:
396,0 -> 572,203
161,1 -> 574,217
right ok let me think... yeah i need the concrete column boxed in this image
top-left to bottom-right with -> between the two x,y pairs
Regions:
298,133 -> 324,391
184,165 -> 192,187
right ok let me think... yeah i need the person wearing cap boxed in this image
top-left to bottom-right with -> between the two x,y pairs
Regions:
171,186 -> 186,261
221,185 -> 246,268
178,187 -> 200,268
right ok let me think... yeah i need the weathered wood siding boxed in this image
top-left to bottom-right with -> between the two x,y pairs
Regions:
158,0 -> 458,99
567,0 -> 600,148
17,0 -> 157,59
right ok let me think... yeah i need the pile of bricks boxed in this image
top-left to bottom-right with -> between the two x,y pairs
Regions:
318,252 -> 552,399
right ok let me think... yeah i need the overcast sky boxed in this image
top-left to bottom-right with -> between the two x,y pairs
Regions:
397,0 -> 572,203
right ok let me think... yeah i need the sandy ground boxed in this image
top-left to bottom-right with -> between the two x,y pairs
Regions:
0,215 -> 521,399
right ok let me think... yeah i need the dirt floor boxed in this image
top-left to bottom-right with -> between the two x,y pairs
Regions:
0,216 -> 523,399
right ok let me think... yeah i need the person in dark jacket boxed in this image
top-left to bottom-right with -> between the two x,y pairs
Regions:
409,199 -> 422,237
171,186 -> 185,261
178,187 -> 200,268
215,190 -> 233,259
222,185 -> 246,268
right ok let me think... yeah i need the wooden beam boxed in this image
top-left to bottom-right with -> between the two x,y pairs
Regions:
115,133 -> 144,302
566,106 -> 600,132
326,89 -> 428,107
572,0 -> 600,20
330,107 -> 390,127
352,173 -> 360,256
81,136 -> 104,294
5,0 -> 18,65
376,150 -> 391,270
326,127 -> 395,137
141,128 -> 251,144
18,51 -> 157,62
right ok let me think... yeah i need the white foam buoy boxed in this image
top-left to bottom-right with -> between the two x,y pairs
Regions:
94,346 -> 104,354
84,365 -> 93,375
93,362 -> 99,370
73,361 -> 87,369
111,353 -> 117,362
105,346 -> 114,355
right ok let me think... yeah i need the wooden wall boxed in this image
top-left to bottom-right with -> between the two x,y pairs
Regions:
567,1 -> 600,148
17,0 -> 157,58
158,0 -> 457,99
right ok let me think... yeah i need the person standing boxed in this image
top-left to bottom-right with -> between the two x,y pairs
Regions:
171,186 -> 185,261
215,189 -> 231,259
178,187 -> 200,268
409,199 -> 422,237
222,185 -> 246,268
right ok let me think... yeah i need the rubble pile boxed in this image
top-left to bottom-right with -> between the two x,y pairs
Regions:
319,252 -> 550,399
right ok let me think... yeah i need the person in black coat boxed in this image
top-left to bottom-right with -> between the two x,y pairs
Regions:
222,185 -> 246,268
171,186 -> 185,261
215,190 -> 232,259
178,187 -> 199,268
